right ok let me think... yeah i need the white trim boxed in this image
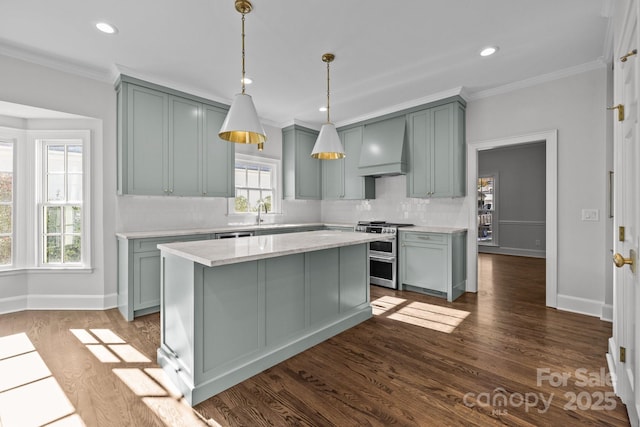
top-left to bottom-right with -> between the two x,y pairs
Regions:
601,304 -> 614,322
0,295 -> 27,314
557,294 -> 607,318
230,153 -> 282,217
467,61 -> 607,101
478,246 -> 545,259
0,292 -> 117,314
467,129 -> 558,308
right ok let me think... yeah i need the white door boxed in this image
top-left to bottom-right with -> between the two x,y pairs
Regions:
611,1 -> 640,424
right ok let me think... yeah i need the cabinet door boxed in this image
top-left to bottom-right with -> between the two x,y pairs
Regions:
322,142 -> 344,199
343,126 -> 375,199
133,251 -> 161,310
406,109 -> 431,198
203,105 -> 234,197
169,96 -> 202,196
431,103 -> 455,197
295,129 -> 322,199
402,243 -> 448,292
127,85 -> 168,195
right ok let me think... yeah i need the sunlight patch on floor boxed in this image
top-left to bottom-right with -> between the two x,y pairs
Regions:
371,297 -> 470,333
70,329 -> 210,426
0,332 -> 86,427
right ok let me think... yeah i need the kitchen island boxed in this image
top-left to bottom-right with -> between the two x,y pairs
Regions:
157,230 -> 389,405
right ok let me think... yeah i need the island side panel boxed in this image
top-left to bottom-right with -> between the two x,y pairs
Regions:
307,248 -> 341,327
339,244 -> 369,311
265,254 -> 306,345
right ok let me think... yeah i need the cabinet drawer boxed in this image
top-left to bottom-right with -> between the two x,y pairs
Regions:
401,232 -> 447,244
133,234 -> 210,253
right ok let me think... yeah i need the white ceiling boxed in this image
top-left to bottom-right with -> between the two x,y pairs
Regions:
0,0 -> 612,126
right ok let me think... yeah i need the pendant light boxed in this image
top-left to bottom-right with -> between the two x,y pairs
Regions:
218,0 -> 267,146
311,53 -> 345,159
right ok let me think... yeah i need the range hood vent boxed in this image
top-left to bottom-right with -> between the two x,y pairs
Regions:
358,116 -> 407,177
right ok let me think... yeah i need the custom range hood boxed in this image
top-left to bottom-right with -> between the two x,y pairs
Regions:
358,115 -> 407,177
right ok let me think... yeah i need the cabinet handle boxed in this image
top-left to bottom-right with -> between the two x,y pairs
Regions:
170,189 -> 174,193
164,188 -> 168,192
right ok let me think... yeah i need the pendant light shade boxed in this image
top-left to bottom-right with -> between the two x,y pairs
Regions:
311,53 -> 345,159
219,93 -> 266,144
219,0 -> 267,146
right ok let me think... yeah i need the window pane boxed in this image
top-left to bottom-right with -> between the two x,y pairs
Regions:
262,191 -> 273,212
259,168 -> 271,189
46,206 -> 62,233
235,189 -> 248,213
45,236 -> 61,263
247,168 -> 259,188
0,205 -> 11,234
0,236 -> 10,265
64,206 -> 82,234
248,189 -> 261,211
47,145 -> 65,173
0,143 -> 13,173
64,235 -> 81,263
235,168 -> 246,187
0,172 -> 12,202
68,174 -> 82,202
47,174 -> 65,201
67,145 -> 83,173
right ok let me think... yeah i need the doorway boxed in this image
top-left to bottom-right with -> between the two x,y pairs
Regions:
466,130 -> 558,308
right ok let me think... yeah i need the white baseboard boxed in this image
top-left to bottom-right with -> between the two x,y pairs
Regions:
478,246 -> 546,258
0,293 -> 118,315
556,294 -> 605,318
600,304 -> 613,322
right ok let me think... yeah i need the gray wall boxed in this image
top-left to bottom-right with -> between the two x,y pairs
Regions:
478,142 -> 546,257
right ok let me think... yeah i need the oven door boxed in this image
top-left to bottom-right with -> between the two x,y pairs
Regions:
369,239 -> 395,256
369,254 -> 397,289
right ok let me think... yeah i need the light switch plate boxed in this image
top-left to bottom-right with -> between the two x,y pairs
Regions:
581,209 -> 599,221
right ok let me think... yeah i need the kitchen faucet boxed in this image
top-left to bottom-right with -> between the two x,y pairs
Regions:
256,199 -> 267,225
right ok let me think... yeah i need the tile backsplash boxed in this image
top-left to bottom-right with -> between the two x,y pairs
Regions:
321,175 -> 470,227
116,175 -> 468,232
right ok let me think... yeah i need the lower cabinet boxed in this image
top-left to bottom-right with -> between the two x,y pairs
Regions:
399,231 -> 467,302
117,234 -> 212,320
254,225 -> 323,236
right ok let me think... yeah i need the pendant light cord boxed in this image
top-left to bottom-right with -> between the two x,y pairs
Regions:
241,12 -> 246,94
326,60 -> 331,123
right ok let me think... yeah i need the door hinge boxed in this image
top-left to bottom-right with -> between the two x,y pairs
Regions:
608,104 -> 625,122
620,346 -> 626,363
619,226 -> 625,242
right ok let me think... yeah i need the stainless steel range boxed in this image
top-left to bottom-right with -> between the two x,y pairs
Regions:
354,221 -> 413,289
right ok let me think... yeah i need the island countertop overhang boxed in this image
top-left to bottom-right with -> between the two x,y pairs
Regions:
157,230 -> 391,267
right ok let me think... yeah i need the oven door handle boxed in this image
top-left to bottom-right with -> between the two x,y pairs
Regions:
370,255 -> 396,262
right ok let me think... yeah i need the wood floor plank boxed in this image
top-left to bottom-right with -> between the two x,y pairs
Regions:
0,253 -> 630,426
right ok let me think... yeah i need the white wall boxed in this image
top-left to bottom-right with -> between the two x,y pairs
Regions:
0,54 -> 116,312
467,66 -> 611,316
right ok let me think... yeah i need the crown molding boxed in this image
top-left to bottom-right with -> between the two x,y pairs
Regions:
466,60 -> 607,101
0,42 -> 111,83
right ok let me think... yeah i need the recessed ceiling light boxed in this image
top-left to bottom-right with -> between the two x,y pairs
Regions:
96,22 -> 118,35
319,106 -> 327,112
480,46 -> 499,57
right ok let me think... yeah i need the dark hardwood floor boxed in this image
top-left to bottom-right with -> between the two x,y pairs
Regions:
0,253 -> 630,426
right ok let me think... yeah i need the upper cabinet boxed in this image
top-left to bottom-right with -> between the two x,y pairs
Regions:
323,126 -> 375,200
282,125 -> 321,200
117,76 -> 234,197
407,100 -> 466,198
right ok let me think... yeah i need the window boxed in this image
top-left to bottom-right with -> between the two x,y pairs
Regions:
477,175 -> 496,245
234,157 -> 278,214
40,140 -> 85,265
0,142 -> 13,266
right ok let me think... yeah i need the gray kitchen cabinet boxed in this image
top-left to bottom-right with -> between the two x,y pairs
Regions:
323,126 -> 375,200
117,233 -> 212,320
119,83 -> 168,196
282,125 -> 321,200
406,100 -> 466,198
254,225 -> 323,236
116,75 -> 234,197
399,230 -> 467,302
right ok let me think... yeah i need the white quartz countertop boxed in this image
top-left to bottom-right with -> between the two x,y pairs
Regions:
402,226 -> 467,234
158,230 -> 391,267
115,223 -> 352,239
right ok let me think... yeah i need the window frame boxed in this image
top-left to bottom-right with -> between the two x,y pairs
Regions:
230,154 -> 280,216
0,139 -> 15,269
36,131 -> 91,269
